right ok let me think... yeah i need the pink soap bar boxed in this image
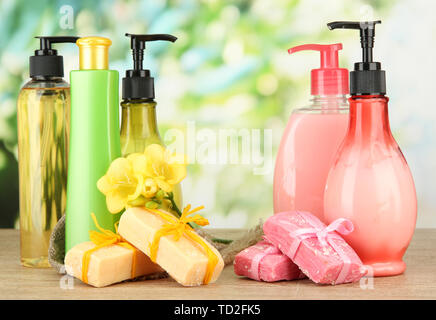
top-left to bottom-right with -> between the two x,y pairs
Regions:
234,240 -> 305,282
263,211 -> 366,285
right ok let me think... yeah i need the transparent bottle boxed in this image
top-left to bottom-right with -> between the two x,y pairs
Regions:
273,95 -> 349,220
120,33 -> 182,214
120,99 -> 163,153
273,43 -> 349,222
17,76 -> 70,267
120,98 -> 183,211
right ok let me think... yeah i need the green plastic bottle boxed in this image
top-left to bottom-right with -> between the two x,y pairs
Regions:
120,33 -> 182,212
65,37 -> 121,251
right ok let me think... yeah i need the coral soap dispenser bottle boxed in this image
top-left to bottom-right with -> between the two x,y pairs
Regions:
273,43 -> 349,221
324,21 -> 417,276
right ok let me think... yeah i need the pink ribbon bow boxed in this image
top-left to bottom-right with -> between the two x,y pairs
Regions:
249,239 -> 281,281
286,211 -> 355,284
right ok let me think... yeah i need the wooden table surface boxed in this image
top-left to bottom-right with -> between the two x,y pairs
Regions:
1,228 -> 435,300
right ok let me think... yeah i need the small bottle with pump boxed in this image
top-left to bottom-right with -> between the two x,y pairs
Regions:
17,36 -> 78,267
273,44 -> 349,222
324,21 -> 417,276
120,33 -> 182,212
65,37 -> 121,251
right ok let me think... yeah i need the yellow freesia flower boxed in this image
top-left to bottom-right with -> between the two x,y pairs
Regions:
126,152 -> 147,173
97,144 -> 187,213
139,144 -> 187,193
97,157 -> 143,213
143,178 -> 158,198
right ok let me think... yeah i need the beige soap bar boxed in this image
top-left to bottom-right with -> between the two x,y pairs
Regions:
118,207 -> 224,286
65,241 -> 164,287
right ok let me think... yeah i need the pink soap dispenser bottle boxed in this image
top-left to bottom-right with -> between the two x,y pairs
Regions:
324,21 -> 417,276
273,43 -> 349,221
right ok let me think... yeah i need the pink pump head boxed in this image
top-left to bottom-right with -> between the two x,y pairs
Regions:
288,43 -> 349,96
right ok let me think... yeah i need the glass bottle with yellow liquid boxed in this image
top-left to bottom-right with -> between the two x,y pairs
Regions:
120,33 -> 182,211
17,36 -> 78,267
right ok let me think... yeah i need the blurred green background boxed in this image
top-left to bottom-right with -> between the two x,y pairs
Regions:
0,0 -> 433,228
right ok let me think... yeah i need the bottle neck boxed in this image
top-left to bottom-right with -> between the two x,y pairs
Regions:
296,94 -> 348,114
310,94 -> 348,106
31,76 -> 64,82
347,95 -> 392,143
120,98 -> 161,141
24,76 -> 69,89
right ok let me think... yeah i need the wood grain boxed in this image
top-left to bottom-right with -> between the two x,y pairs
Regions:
1,228 -> 435,300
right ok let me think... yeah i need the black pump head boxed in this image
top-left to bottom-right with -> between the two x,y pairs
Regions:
30,36 -> 79,78
327,21 -> 386,95
123,33 -> 177,100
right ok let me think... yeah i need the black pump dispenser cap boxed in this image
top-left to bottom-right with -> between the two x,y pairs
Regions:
123,33 -> 177,100
29,36 -> 79,78
327,21 -> 386,95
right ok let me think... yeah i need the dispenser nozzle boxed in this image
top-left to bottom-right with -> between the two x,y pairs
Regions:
34,36 -> 79,55
327,20 -> 386,95
122,33 -> 177,100
125,33 -> 177,71
126,34 -> 177,48
287,43 -> 349,96
289,43 -> 342,69
30,36 -> 79,78
327,21 -> 381,63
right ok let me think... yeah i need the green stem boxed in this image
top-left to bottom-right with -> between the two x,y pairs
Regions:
164,192 -> 183,217
211,238 -> 233,244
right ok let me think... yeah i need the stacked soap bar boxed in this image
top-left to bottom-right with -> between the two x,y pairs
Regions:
118,207 -> 225,286
65,241 -> 163,287
263,211 -> 366,285
234,240 -> 305,282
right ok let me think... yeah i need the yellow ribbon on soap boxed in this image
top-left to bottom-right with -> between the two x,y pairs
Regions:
148,205 -> 219,285
82,213 -> 137,284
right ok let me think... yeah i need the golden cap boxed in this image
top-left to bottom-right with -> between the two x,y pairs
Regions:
76,37 -> 112,70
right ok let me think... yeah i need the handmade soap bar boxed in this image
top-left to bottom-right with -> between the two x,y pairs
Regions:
264,211 -> 366,285
234,240 -> 305,282
65,241 -> 163,287
118,207 -> 224,286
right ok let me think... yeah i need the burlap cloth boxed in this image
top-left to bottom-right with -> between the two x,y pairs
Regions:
48,215 -> 264,279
